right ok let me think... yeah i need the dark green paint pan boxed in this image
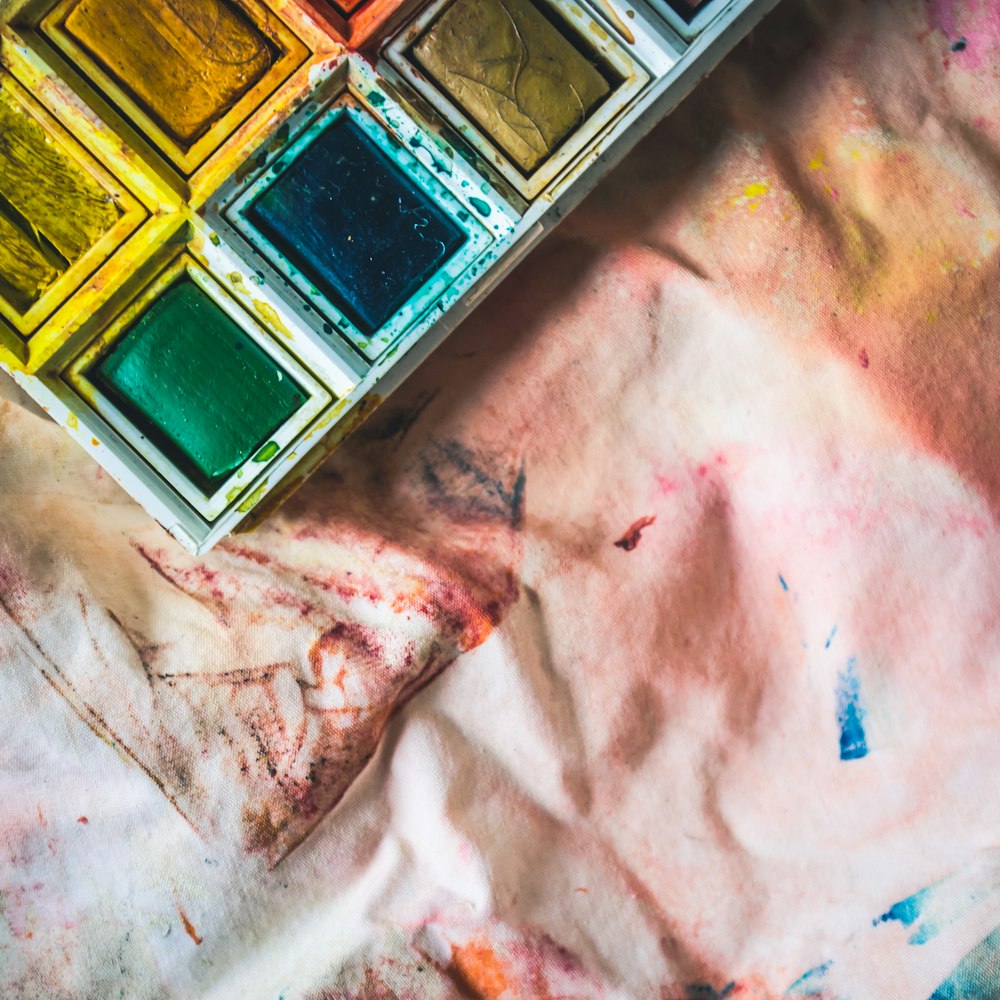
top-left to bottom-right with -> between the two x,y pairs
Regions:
90,280 -> 307,493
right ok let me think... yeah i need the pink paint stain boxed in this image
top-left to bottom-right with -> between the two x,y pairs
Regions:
655,475 -> 679,496
927,0 -> 1000,67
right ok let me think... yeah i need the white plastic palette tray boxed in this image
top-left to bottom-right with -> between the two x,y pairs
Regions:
0,0 -> 780,552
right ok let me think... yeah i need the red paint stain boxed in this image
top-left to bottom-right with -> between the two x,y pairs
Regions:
77,816 -> 88,825
176,903 -> 203,945
615,515 -> 657,551
859,347 -> 870,369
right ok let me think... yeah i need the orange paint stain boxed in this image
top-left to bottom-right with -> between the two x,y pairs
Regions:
176,903 -> 203,945
450,939 -> 512,1000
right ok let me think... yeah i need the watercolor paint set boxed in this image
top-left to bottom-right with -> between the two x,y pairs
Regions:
0,0 -> 779,552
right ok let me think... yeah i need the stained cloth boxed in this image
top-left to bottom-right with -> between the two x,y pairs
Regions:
2,0 -> 1000,996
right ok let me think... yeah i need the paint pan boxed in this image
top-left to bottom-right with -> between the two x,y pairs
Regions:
0,69 -> 146,371
63,254 -> 332,522
384,0 -> 649,198
37,0 -> 310,189
215,56 -> 507,364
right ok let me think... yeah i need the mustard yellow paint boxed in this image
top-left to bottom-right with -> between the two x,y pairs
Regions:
0,84 -> 119,313
253,300 -> 293,340
412,0 -> 612,173
237,482 -> 269,512
64,0 -> 274,148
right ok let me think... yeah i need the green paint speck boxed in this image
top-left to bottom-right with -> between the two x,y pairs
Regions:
469,197 -> 491,216
253,440 -> 280,462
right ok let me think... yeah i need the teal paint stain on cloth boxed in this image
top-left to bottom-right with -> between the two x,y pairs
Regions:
825,625 -> 838,648
779,573 -> 789,591
930,924 -> 1000,999
873,884 -> 947,944
836,656 -> 868,760
873,871 -> 998,947
786,960 -> 832,996
874,886 -> 932,928
909,921 -> 942,945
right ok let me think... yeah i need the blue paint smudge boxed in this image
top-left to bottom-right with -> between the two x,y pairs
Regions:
825,625 -> 838,649
909,920 -> 942,945
873,886 -> 931,928
686,984 -> 735,1000
786,960 -> 832,996
468,196 -> 492,216
779,574 -> 789,591
929,924 -> 1000,999
836,657 -> 868,760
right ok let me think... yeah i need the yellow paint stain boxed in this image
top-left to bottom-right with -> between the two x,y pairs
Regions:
841,216 -> 884,312
66,413 -> 78,430
237,482 -> 268,513
925,308 -> 940,323
809,152 -> 825,171
253,300 -> 292,340
591,0 -> 635,43
731,182 -> 771,213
